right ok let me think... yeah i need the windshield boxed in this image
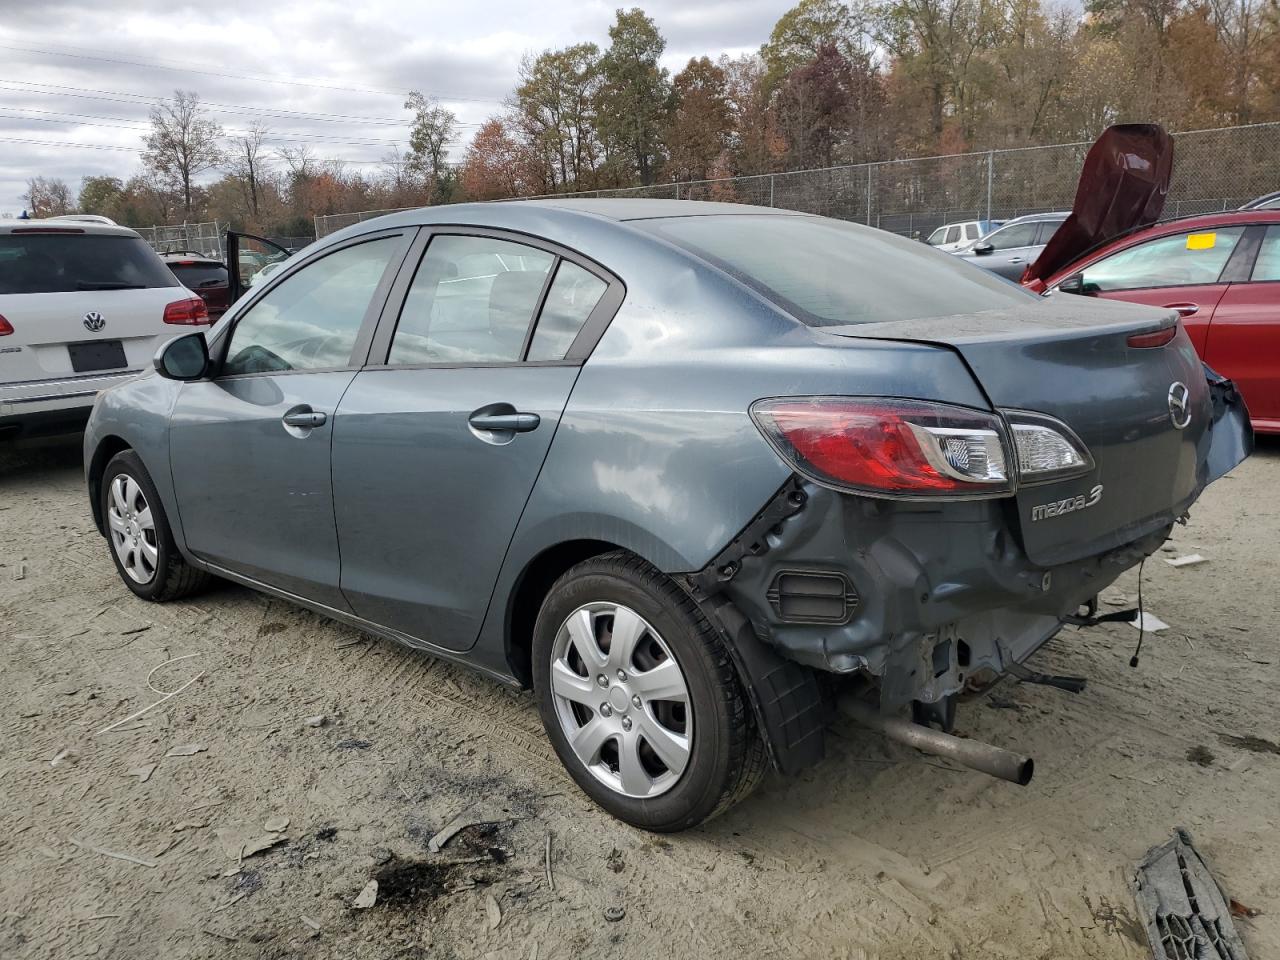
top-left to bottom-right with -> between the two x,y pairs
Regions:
0,233 -> 179,294
644,214 -> 1036,327
168,262 -> 228,289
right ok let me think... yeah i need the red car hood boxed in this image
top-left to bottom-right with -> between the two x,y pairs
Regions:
1022,124 -> 1173,291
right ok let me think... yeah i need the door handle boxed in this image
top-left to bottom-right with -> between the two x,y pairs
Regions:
1007,257 -> 1024,264
1163,303 -> 1200,317
282,409 -> 327,428
468,411 -> 540,433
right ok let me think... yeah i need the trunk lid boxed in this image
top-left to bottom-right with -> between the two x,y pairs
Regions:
1022,124 -> 1174,290
823,296 -> 1225,567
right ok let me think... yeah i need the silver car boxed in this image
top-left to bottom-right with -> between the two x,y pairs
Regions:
84,198 -> 1249,831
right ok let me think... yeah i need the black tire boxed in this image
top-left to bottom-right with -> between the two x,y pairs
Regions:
101,449 -> 211,602
532,551 -> 766,832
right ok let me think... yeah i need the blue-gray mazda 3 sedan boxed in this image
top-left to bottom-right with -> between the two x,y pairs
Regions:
85,198 -> 1250,831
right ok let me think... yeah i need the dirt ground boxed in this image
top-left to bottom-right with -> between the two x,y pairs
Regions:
1,435 -> 1277,960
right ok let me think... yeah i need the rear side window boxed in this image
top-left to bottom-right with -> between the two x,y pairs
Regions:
1080,227 -> 1245,292
223,237 -> 398,375
389,235 -> 554,364
945,226 -> 960,244
527,262 -> 607,360
0,233 -> 178,294
169,262 -> 228,290
644,214 -> 1034,327
1252,226 -> 1280,281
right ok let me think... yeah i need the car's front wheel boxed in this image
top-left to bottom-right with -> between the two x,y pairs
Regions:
101,450 -> 211,602
532,552 -> 766,831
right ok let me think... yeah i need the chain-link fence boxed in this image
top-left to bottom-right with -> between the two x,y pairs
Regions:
314,121 -> 1280,241
135,221 -> 227,260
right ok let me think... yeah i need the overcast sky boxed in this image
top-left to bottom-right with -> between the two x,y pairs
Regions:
0,0 -> 790,216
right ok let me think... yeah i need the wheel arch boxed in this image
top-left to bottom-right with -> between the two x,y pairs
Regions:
87,434 -> 133,535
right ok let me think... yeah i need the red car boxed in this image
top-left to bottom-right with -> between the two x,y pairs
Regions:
1020,126 -> 1279,434
160,251 -> 231,319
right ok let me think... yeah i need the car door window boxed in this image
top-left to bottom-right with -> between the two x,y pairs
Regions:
1252,226 -> 1280,281
527,261 -> 608,361
926,227 -> 946,246
964,223 -> 980,240
223,237 -> 398,376
986,223 -> 1038,250
945,226 -> 961,245
388,235 -> 554,364
1035,220 -> 1063,244
1080,227 -> 1245,292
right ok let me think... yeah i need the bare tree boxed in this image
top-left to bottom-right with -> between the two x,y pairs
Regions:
24,176 -> 73,218
277,144 -> 318,181
228,122 -> 270,221
142,90 -> 225,218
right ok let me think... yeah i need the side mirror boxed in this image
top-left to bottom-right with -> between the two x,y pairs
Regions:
1057,274 -> 1096,296
154,332 -> 209,381
972,242 -> 995,256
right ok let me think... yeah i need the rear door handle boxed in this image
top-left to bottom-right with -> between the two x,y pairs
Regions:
468,411 -> 540,433
1163,302 -> 1200,317
282,409 -> 327,428
1007,257 -> 1024,264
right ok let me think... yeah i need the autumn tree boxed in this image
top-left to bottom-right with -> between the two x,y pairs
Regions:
513,43 -> 604,191
461,117 -> 535,199
665,57 -> 734,183
596,8 -> 672,185
142,90 -> 225,218
24,177 -> 73,218
723,54 -> 786,175
776,44 -> 885,168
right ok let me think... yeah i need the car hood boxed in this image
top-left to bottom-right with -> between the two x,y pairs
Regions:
1021,124 -> 1173,291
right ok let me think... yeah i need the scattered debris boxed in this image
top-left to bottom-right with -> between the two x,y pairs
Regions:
428,807 -> 482,853
264,817 -> 290,833
97,672 -> 204,735
315,827 -> 338,842
335,738 -> 371,750
1230,899 -> 1262,920
126,763 -> 157,783
14,562 -> 26,580
371,847 -> 393,865
485,894 -> 502,930
1186,745 -> 1215,767
212,892 -> 248,913
604,905 -> 625,922
119,624 -> 152,636
1219,733 -> 1280,756
1132,612 -> 1170,632
353,880 -> 378,909
300,915 -> 321,932
166,743 -> 207,757
606,847 -> 625,874
1132,827 -> 1249,960
985,695 -> 1022,711
1165,553 -> 1208,568
1103,594 -> 1130,606
201,928 -> 236,943
214,823 -> 289,861
303,715 -> 326,728
335,637 -> 368,649
68,836 -> 158,868
50,748 -> 78,767
544,833 -> 555,892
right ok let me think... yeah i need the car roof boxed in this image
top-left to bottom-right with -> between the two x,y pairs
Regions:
998,211 -> 1070,225
161,251 -> 223,263
0,218 -> 142,238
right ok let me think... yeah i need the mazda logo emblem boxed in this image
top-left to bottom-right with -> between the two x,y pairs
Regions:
1168,381 -> 1192,430
83,311 -> 106,332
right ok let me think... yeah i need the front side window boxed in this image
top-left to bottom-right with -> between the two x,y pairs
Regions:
1251,225 -> 1280,282
389,235 -> 553,364
527,261 -> 607,361
222,237 -> 398,376
926,227 -> 946,246
1080,227 -> 1245,292
985,222 -> 1039,250
945,226 -> 961,245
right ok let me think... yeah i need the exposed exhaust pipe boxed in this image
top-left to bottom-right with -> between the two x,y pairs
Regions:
840,697 -> 1034,786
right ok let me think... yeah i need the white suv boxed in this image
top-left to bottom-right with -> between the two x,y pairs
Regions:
0,219 -> 210,439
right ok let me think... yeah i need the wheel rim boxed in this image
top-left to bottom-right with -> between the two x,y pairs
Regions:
549,601 -> 693,799
106,475 -> 159,585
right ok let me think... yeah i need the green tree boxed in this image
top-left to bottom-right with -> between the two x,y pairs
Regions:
761,0 -> 870,86
513,43 -> 604,190
596,8 -> 672,185
77,176 -> 125,218
404,91 -> 459,202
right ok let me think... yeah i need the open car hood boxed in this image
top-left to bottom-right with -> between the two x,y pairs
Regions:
1021,124 -> 1173,291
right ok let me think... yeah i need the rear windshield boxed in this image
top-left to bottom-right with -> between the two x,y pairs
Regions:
643,214 -> 1036,327
168,262 -> 228,289
0,233 -> 179,295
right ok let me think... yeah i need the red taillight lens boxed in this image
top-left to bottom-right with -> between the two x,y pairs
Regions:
0,314 -> 12,336
163,297 -> 209,325
1127,325 -> 1178,348
751,397 -> 1014,498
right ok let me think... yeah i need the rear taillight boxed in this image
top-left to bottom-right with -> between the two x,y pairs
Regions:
751,398 -> 1014,498
1127,325 -> 1178,348
1006,413 -> 1094,483
0,314 -> 12,336
163,297 -> 209,325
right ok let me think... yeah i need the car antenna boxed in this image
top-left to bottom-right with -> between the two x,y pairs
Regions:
1128,559 -> 1147,668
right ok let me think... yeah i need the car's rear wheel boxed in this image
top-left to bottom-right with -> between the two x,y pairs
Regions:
532,551 -> 765,831
102,450 -> 211,602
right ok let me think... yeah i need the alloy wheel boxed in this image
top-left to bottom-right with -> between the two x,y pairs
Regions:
549,601 -> 692,799
107,475 -> 158,584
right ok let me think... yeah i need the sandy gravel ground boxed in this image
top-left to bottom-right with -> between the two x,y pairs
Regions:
1,435 -> 1277,960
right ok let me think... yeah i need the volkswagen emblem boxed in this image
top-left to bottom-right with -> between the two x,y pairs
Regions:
1168,381 -> 1192,430
83,311 -> 106,332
